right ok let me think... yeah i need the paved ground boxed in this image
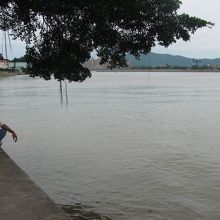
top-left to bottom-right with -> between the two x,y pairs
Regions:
0,147 -> 71,220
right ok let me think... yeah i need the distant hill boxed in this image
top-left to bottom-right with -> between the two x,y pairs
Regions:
84,52 -> 220,70
126,52 -> 220,67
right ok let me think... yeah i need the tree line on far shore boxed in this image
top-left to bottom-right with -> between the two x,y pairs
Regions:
0,53 -> 27,62
11,55 -> 27,62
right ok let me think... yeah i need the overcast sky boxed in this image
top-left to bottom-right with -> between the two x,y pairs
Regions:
1,0 -> 219,59
152,0 -> 220,58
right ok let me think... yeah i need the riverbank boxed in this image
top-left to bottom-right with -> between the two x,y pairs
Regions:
0,147 -> 71,220
0,71 -> 17,77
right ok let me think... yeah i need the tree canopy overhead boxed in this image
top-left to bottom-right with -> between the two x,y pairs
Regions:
0,0 -> 213,82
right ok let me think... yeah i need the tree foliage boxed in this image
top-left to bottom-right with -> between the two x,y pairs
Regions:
0,0 -> 213,82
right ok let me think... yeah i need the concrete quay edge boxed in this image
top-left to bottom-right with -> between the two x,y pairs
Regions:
0,147 -> 71,220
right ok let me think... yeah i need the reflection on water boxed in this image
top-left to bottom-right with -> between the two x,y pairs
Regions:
2,72 -> 220,220
59,80 -> 69,107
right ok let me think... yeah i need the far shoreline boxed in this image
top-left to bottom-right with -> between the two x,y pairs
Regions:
95,68 -> 220,73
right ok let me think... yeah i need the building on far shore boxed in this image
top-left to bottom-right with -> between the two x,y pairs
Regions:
0,58 -> 9,69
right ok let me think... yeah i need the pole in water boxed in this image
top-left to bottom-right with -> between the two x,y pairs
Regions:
65,80 -> 69,106
59,80 -> 63,105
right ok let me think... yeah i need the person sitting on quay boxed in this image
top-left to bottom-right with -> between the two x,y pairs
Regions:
0,120 -> 18,147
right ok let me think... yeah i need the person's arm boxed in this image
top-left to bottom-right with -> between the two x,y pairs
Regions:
1,124 -> 18,142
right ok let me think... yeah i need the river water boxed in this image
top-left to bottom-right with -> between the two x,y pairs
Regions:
1,72 -> 220,220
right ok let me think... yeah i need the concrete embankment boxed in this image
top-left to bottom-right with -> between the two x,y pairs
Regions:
0,71 -> 18,78
0,148 -> 71,220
